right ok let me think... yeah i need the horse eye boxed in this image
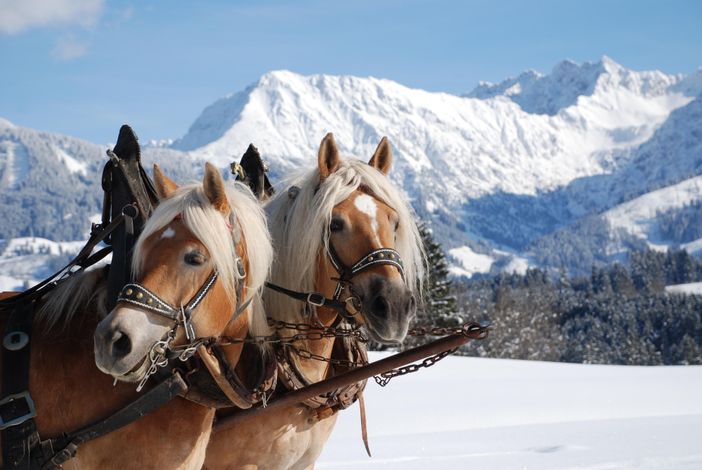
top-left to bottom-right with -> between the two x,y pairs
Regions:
330,218 -> 344,233
184,251 -> 206,266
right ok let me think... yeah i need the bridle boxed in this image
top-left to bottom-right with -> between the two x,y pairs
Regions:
266,238 -> 405,322
327,243 -> 405,302
114,218 -> 249,391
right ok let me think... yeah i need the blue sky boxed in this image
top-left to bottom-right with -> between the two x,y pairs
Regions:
1,0 -> 700,143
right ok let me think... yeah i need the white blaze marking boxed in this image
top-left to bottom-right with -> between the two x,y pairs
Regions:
161,227 -> 176,239
354,194 -> 381,245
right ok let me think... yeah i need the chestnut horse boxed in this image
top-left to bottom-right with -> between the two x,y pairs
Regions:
1,163 -> 271,469
205,134 -> 426,469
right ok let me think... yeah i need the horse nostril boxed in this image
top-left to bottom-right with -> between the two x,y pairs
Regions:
372,295 -> 390,318
111,330 -> 132,359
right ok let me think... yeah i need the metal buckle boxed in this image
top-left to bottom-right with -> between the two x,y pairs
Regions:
306,293 -> 326,307
0,391 -> 37,430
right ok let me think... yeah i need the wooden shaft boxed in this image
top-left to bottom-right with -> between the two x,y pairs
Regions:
214,326 -> 487,433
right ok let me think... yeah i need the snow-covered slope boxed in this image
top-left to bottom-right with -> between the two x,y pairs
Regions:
320,353 -> 702,469
2,57 -> 702,280
176,58 -> 692,203
169,56 -> 702,274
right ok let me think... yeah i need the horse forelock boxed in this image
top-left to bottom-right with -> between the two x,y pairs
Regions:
265,158 -> 426,323
132,180 -> 273,338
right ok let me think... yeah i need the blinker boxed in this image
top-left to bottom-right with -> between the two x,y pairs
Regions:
3,331 -> 29,351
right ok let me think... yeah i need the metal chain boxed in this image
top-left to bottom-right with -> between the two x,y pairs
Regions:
373,347 -> 456,387
285,343 -> 368,369
407,324 -> 483,337
216,318 -> 368,346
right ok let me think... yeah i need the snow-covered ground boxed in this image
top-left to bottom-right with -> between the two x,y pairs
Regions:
0,237 -> 91,291
666,282 -> 702,296
319,353 -> 702,469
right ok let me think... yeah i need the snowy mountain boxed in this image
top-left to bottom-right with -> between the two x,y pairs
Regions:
2,56 -> 702,282
172,56 -> 702,275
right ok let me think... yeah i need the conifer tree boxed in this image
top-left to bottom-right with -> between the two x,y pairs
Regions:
416,222 -> 459,327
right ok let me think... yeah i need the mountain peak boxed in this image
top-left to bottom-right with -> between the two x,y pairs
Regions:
0,117 -> 16,129
467,57 -> 683,115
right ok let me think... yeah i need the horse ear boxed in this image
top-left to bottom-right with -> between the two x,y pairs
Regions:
153,164 -> 179,200
203,162 -> 230,215
318,133 -> 341,181
368,137 -> 392,175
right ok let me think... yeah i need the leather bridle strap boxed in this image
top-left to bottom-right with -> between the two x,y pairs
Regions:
117,270 -> 218,342
264,282 -> 349,315
264,245 -> 405,317
0,213 -> 128,309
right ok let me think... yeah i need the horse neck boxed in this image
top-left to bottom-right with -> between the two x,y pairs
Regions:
294,272 -> 339,383
216,284 -> 250,369
21,295 -> 214,468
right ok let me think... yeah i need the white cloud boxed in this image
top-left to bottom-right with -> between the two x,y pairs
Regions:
51,35 -> 89,61
0,0 -> 104,35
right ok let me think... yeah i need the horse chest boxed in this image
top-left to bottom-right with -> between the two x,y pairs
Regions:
204,406 -> 338,470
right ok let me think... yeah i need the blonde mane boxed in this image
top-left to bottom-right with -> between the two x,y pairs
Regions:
36,268 -> 108,333
133,179 -> 273,337
265,158 -> 425,323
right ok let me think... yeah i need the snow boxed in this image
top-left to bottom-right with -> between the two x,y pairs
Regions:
0,139 -> 30,189
448,246 -> 493,277
681,238 -> 702,255
54,146 -> 88,176
603,175 -> 702,242
0,237 -> 90,291
176,58 -> 694,204
503,256 -> 529,275
665,282 -> 702,295
319,353 -> 702,469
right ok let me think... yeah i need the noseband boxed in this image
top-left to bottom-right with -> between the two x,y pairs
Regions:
266,242 -> 405,322
327,242 -> 405,303
117,270 -> 219,343
115,257 -> 248,391
116,270 -> 220,390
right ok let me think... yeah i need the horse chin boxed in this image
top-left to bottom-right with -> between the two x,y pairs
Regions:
362,318 -> 409,345
95,348 -> 149,381
114,355 -> 152,383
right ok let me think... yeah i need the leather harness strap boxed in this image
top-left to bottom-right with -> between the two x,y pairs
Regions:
0,302 -> 41,469
0,213 -> 127,309
40,373 -> 187,470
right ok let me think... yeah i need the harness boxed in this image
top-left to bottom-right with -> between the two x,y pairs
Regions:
115,270 -> 222,391
0,125 -> 180,470
264,237 -> 405,445
265,244 -> 405,323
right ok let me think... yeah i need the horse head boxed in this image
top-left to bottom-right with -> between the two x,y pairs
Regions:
266,134 -> 425,344
94,163 -> 272,385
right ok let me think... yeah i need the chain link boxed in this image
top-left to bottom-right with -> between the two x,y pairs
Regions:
216,317 -> 488,388
285,343 -> 368,368
373,348 -> 456,387
216,318 -> 368,346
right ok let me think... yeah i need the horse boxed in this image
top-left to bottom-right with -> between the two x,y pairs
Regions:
1,162 -> 272,469
204,134 -> 426,469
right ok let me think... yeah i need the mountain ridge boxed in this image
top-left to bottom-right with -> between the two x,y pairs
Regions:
2,56 -> 701,282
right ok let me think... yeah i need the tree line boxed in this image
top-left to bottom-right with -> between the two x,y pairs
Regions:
405,226 -> 702,365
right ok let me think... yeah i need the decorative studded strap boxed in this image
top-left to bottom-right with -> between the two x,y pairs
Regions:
327,244 -> 405,301
349,248 -> 404,278
117,271 -> 219,321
